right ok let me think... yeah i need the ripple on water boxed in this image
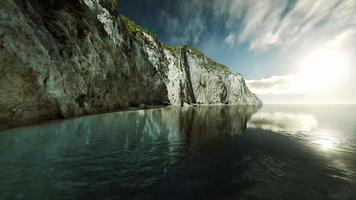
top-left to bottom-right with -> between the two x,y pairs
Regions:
0,105 -> 356,199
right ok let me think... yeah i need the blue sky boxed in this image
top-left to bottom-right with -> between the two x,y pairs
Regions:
119,0 -> 356,103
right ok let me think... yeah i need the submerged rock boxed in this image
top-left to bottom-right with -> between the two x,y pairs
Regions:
0,0 -> 262,130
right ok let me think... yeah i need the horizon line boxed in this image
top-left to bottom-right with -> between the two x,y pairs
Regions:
263,101 -> 356,105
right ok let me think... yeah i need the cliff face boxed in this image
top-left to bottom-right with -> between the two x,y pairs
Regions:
0,0 -> 262,130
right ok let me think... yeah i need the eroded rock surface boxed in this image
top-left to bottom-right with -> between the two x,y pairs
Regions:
0,0 -> 261,130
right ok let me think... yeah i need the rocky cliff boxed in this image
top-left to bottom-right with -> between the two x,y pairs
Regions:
0,0 -> 262,130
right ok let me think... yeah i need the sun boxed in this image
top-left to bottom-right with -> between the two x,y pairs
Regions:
297,47 -> 350,92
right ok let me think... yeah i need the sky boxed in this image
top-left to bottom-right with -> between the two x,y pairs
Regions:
119,0 -> 356,103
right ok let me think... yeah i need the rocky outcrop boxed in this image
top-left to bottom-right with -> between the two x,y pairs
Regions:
0,0 -> 261,130
163,45 -> 262,106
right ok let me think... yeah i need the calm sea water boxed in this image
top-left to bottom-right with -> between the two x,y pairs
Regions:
0,105 -> 356,200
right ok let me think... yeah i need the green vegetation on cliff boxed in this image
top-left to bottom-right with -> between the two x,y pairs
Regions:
119,15 -> 156,40
119,15 -> 229,73
185,46 -> 229,73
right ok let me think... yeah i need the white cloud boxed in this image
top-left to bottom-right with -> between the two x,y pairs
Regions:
246,74 -> 308,95
224,33 -> 238,46
150,0 -> 356,102
155,0 -> 356,52
326,29 -> 356,47
216,0 -> 356,51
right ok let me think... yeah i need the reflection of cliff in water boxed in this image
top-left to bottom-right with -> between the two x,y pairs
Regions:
176,106 -> 259,143
0,106 -> 260,199
0,106 -> 260,160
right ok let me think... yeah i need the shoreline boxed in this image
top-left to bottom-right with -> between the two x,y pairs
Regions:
0,104 -> 263,133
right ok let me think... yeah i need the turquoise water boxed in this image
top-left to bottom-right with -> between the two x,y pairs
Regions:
0,105 -> 355,200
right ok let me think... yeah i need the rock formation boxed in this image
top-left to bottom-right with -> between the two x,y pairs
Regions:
0,0 -> 262,130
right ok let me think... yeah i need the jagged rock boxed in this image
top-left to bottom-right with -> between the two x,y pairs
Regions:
0,0 -> 262,130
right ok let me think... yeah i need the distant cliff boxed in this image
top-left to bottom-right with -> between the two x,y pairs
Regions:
0,0 -> 262,130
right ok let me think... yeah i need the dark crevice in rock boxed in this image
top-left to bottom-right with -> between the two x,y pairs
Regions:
220,85 -> 228,104
181,46 -> 196,104
75,94 -> 86,108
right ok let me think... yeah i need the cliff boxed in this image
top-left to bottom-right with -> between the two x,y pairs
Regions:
0,0 -> 262,130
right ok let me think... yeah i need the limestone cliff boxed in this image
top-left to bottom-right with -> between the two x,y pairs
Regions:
0,0 -> 262,130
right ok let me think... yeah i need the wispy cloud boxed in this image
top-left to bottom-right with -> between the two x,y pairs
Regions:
216,0 -> 356,51
326,29 -> 356,47
157,0 -> 207,45
154,0 -> 356,51
122,0 -> 356,101
224,33 -> 238,46
246,74 -> 308,95
246,30 -> 355,96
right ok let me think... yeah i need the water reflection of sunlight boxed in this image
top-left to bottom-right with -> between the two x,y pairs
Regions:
312,130 -> 338,152
318,139 -> 334,151
247,112 -> 319,134
247,108 -> 356,182
248,112 -> 343,152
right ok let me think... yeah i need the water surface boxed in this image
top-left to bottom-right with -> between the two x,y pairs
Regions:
0,105 -> 356,200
